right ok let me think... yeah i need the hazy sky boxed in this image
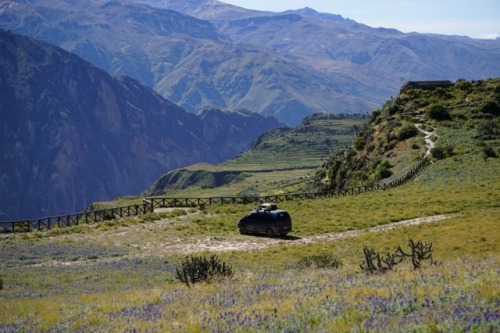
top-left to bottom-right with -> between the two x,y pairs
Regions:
221,0 -> 500,39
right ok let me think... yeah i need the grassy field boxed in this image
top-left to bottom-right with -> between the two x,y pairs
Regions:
1,148 -> 498,332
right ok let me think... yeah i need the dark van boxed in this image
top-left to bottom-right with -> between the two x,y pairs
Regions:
237,209 -> 292,237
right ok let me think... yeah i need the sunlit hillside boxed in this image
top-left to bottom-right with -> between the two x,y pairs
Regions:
142,113 -> 367,199
318,78 -> 500,190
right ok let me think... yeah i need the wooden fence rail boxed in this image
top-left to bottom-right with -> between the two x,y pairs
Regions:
0,202 -> 154,233
0,157 -> 431,233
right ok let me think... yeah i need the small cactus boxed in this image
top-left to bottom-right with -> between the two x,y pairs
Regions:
361,239 -> 436,273
395,239 -> 435,269
360,246 -> 402,273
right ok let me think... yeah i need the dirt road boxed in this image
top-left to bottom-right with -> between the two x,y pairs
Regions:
146,214 -> 457,255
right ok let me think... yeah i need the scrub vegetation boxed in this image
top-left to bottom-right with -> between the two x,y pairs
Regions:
318,78 -> 500,190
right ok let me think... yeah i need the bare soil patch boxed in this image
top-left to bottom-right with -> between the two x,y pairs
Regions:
144,214 -> 458,255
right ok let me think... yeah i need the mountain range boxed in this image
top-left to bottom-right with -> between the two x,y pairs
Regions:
0,29 -> 280,220
2,0 -> 499,126
1,0 -> 500,220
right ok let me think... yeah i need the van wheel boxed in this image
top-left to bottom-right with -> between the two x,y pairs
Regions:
266,228 -> 274,237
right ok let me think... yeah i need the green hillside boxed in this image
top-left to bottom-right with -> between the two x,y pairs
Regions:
227,113 -> 365,168
0,80 -> 498,332
144,113 -> 367,198
318,78 -> 500,190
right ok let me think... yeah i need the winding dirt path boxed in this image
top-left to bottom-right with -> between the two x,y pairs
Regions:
415,123 -> 438,156
149,214 -> 458,255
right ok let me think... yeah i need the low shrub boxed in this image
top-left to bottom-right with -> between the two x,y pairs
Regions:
482,145 -> 498,159
370,109 -> 381,123
431,145 -> 454,159
375,160 -> 392,180
355,137 -> 366,151
297,253 -> 342,269
427,104 -> 452,121
176,254 -> 234,287
477,120 -> 499,139
397,125 -> 419,141
480,101 -> 500,116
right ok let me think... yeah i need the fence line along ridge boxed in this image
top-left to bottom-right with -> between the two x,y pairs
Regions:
0,157 -> 431,233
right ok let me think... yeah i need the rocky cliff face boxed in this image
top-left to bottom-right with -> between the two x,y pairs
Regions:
0,30 -> 280,220
199,108 -> 283,160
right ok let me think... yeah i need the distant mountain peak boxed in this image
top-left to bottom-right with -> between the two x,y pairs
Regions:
284,7 -> 346,22
297,7 -> 319,14
302,7 -> 316,12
